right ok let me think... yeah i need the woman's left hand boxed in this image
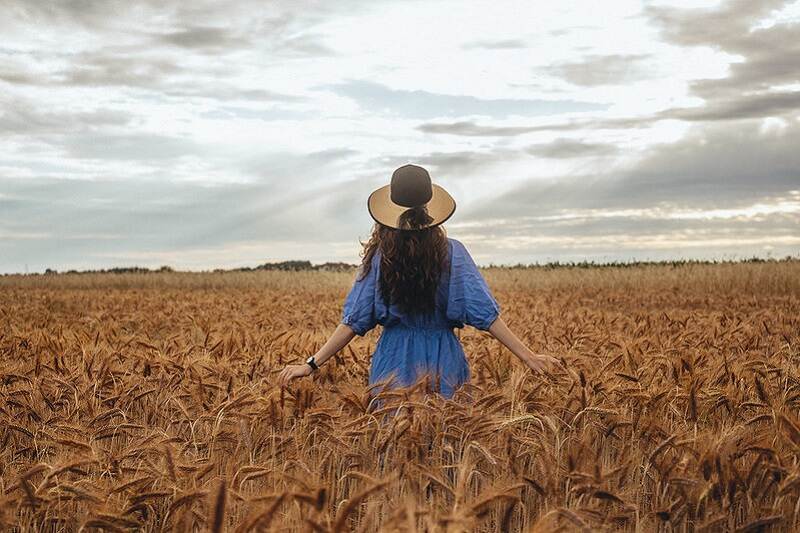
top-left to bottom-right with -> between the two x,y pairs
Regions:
277,363 -> 313,387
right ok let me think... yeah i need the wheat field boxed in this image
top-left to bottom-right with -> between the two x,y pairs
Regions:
0,261 -> 798,532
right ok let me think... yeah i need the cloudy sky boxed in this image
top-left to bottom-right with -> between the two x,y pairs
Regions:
1,0 -> 798,273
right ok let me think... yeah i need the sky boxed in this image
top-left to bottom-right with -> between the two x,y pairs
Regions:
1,0 -> 799,273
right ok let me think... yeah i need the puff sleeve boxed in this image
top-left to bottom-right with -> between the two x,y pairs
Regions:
446,239 -> 500,331
341,253 -> 380,336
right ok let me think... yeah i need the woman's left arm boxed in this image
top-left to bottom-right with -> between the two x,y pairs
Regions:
487,315 -> 561,376
277,323 -> 357,387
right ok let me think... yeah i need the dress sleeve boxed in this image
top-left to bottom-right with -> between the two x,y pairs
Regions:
341,254 -> 380,336
446,239 -> 501,331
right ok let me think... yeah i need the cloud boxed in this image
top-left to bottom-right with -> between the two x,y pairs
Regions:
0,94 -> 133,135
0,150 -> 367,272
464,118 -> 800,223
0,56 -> 304,104
155,25 -> 251,51
314,79 -> 608,119
0,48 -> 184,89
273,33 -> 338,58
0,0 -> 339,94
415,93 -> 800,140
660,91 -> 800,121
162,86 -> 308,103
61,133 -> 201,161
526,138 -> 619,159
241,148 -> 359,182
416,121 -> 553,136
447,193 -> 800,264
63,52 -> 183,88
644,0 -> 800,120
418,150 -> 511,177
415,115 -> 652,137
454,225 -> 800,264
684,20 -> 800,100
461,38 -> 528,50
643,0 -> 786,51
548,54 -> 654,87
0,0 -> 148,30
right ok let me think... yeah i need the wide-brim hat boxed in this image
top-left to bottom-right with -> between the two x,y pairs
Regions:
367,164 -> 456,230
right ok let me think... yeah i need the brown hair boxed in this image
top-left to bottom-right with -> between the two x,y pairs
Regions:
358,205 -> 450,316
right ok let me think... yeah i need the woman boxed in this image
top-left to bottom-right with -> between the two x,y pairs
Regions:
277,164 -> 559,399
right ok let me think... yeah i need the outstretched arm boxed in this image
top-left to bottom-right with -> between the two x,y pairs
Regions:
277,323 -> 357,387
487,315 -> 560,376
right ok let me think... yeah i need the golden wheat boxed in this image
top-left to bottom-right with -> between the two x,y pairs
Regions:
0,261 -> 798,531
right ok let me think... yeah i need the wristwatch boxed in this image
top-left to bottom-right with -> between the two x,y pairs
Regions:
305,355 -> 319,372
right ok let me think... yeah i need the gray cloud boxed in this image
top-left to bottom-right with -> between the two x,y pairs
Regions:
162,86 -> 307,103
418,150 -> 510,177
417,89 -> 800,141
241,148 -> 359,182
0,94 -> 133,135
416,121 -> 553,136
461,38 -> 528,50
549,54 -> 654,87
0,66 -> 41,85
448,209 -> 800,264
0,55 -> 303,103
465,118 -> 800,222
459,0 -> 800,130
660,91 -> 800,122
63,52 -> 183,88
0,1 -> 339,95
314,79 -> 608,119
0,0 -> 157,29
415,93 -> 800,140
155,25 -> 251,51
0,146 -> 366,272
416,115 -> 651,137
0,47 -> 183,89
61,133 -> 201,161
526,138 -> 619,159
643,0 -> 786,51
644,0 -> 800,119
453,211 -> 799,250
458,211 -> 800,240
274,33 -> 338,58
448,118 -> 800,263
684,21 -> 800,100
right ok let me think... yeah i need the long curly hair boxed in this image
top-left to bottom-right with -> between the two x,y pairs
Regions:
357,205 -> 450,316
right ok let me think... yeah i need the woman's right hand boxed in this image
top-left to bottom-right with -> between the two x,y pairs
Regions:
277,363 -> 313,387
522,353 -> 560,375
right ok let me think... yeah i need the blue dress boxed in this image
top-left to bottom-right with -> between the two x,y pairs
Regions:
341,237 -> 500,400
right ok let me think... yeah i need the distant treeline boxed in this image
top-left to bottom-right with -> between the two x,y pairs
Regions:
24,260 -> 360,276
4,255 -> 798,276
232,260 -> 358,272
485,256 -> 800,270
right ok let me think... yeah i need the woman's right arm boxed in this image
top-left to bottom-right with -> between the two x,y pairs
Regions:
276,323 -> 357,388
487,315 -> 560,375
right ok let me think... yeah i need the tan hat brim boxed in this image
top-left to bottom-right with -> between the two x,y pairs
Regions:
367,183 -> 456,229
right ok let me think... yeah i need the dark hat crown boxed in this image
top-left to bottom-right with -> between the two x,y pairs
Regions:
390,164 -> 433,207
